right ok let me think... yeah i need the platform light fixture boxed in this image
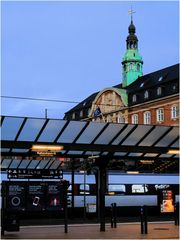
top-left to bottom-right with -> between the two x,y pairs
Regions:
32,145 -> 64,152
167,149 -> 180,155
126,171 -> 139,174
31,144 -> 64,157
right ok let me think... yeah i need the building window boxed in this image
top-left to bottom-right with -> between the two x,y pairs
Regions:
132,94 -> 137,102
129,63 -> 133,70
144,90 -> 149,99
144,111 -> 151,124
80,110 -> 83,117
72,113 -> 75,119
137,63 -> 140,71
158,76 -> 163,82
107,115 -> 112,122
117,116 -> 125,123
132,114 -> 138,124
140,82 -> 144,88
156,108 -> 164,122
171,105 -> 178,119
157,87 -> 162,96
172,85 -> 177,91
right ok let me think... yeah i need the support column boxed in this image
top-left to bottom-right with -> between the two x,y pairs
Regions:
99,166 -> 106,232
71,160 -> 75,217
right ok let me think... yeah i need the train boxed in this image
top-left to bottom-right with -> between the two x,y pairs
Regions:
1,171 -> 179,217
64,171 -> 179,207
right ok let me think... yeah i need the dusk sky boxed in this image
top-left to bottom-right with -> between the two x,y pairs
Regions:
1,1 -> 179,119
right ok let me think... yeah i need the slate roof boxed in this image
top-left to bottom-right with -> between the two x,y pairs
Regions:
125,63 -> 179,93
64,64 -> 179,116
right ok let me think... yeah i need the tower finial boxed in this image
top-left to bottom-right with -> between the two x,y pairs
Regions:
128,7 -> 136,22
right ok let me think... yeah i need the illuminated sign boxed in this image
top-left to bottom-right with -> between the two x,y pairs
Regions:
160,190 -> 174,213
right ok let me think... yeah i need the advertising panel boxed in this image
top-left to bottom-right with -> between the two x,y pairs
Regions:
160,190 -> 174,213
46,183 -> 63,210
27,182 -> 46,211
6,182 -> 26,211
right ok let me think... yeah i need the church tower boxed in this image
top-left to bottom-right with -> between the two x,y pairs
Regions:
122,14 -> 143,87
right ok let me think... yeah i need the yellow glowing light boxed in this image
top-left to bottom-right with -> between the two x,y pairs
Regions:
32,145 -> 64,151
126,171 -> 139,174
108,192 -> 115,195
167,150 -> 180,155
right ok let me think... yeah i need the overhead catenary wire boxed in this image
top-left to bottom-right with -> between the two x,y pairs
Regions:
0,95 -> 125,107
1,95 -> 178,109
1,95 -> 80,104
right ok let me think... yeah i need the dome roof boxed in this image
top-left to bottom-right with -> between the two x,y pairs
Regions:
128,21 -> 136,34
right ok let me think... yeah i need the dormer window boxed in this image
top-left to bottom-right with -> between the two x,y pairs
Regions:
80,110 -> 83,117
172,85 -> 177,91
140,82 -> 144,88
158,76 -> 163,82
132,94 -> 137,102
144,90 -> 149,99
157,87 -> 162,96
72,113 -> 75,119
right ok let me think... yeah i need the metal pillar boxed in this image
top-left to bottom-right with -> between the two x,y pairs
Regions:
99,167 -> 106,231
71,160 -> 75,217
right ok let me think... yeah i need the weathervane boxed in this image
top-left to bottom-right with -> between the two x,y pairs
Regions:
128,7 -> 136,22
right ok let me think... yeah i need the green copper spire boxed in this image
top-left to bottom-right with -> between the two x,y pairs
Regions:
122,13 -> 143,87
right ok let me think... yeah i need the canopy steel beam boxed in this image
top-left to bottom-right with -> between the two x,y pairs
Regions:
1,140 -> 177,154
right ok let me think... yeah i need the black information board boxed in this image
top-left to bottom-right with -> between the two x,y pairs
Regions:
3,180 -> 68,213
7,182 -> 26,211
7,169 -> 63,179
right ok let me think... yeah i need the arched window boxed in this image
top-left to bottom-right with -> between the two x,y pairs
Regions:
132,114 -> 138,124
157,87 -> 162,96
129,63 -> 133,70
117,116 -> 125,123
171,105 -> 178,119
143,111 -> 151,124
156,108 -> 164,122
123,65 -> 126,72
137,64 -> 140,71
132,94 -> 137,102
144,90 -> 149,99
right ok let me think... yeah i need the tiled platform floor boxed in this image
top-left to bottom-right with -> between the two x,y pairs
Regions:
1,222 -> 179,239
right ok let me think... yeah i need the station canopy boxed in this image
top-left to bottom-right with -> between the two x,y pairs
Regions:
1,115 -> 179,171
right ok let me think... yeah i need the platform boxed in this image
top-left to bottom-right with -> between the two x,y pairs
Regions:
1,221 -> 179,239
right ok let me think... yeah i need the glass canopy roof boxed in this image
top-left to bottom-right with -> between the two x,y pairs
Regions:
1,116 -> 179,171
